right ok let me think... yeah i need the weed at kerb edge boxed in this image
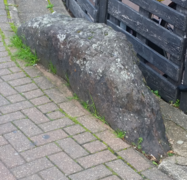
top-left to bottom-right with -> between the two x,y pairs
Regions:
49,62 -> 57,74
113,129 -> 126,139
137,137 -> 143,150
47,3 -> 54,9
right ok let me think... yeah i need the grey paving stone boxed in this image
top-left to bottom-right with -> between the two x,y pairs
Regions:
9,67 -> 21,73
30,96 -> 51,106
0,56 -> 12,63
73,132 -> 96,144
11,157 -> 53,179
34,76 -> 54,90
39,166 -> 69,180
0,51 -> 8,57
0,82 -> 17,96
0,68 -> 11,76
21,143 -> 61,162
83,140 -> 107,153
47,110 -> 65,120
39,118 -> 74,132
118,148 -> 152,172
22,89 -> 44,99
0,94 -> 9,107
44,88 -> 67,103
96,130 -> 130,151
0,16 -> 7,23
49,152 -> 82,176
0,101 -> 33,114
1,72 -> 26,81
69,164 -> 112,180
8,77 -> 32,87
142,168 -> 172,180
57,138 -> 88,159
0,61 -> 15,69
15,83 -> 38,93
0,144 -> 25,168
13,119 -> 42,137
0,46 -> 6,52
23,67 -> 42,78
7,94 -> 25,103
37,102 -> 59,113
77,115 -> 106,133
64,124 -> 85,135
31,129 -> 68,146
22,107 -> 50,124
0,135 -> 8,146
77,150 -> 116,168
101,175 -> 121,180
0,111 -> 25,125
0,161 -> 16,180
4,130 -> 34,152
20,174 -> 42,180
0,23 -> 11,31
0,123 -> 17,135
0,10 -> 6,16
106,159 -> 143,180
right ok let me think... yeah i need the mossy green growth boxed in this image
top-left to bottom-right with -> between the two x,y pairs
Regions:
49,62 -> 57,74
113,129 -> 126,139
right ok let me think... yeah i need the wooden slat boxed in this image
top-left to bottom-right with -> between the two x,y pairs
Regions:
107,20 -> 180,81
108,0 -> 184,60
171,0 -> 187,8
138,61 -> 177,102
129,0 -> 187,31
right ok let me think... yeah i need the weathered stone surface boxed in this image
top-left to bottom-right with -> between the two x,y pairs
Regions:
17,13 -> 170,158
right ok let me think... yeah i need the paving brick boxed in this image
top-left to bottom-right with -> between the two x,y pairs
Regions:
0,51 -> 8,57
73,132 -> 96,144
13,119 -> 42,137
37,102 -> 59,113
57,138 -> 88,159
0,135 -> 8,146
0,68 -> 11,76
101,175 -> 121,180
8,77 -> 32,87
59,100 -> 87,117
142,168 -> 172,180
64,124 -> 85,135
106,160 -> 143,180
39,166 -> 69,180
77,150 -> 116,168
22,107 -> 50,124
69,164 -> 112,180
0,94 -> 9,107
23,66 -> 42,78
20,174 -> 42,180
0,111 -> 25,124
44,88 -> 67,103
47,110 -> 65,120
96,130 -> 130,151
21,143 -> 61,162
7,94 -> 25,103
23,89 -> 44,99
39,118 -> 74,132
0,61 -> 15,69
1,72 -> 26,81
34,76 -> 54,90
118,148 -> 152,171
83,140 -> 107,153
77,115 -> 106,133
0,82 -> 17,96
49,152 -> 82,175
31,129 -> 68,146
0,46 -> 6,52
11,157 -> 53,179
15,83 -> 38,93
30,96 -> 51,106
0,10 -> 6,16
0,161 -> 16,180
0,101 -> 33,114
0,123 -> 16,135
0,144 -> 25,168
9,67 -> 21,73
4,130 -> 34,152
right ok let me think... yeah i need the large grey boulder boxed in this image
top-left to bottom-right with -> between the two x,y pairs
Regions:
17,13 -> 170,158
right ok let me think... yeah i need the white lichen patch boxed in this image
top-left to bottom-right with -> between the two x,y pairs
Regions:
57,34 -> 66,42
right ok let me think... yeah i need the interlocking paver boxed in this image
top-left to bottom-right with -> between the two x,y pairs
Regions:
0,62 -> 15,69
57,138 -> 88,159
49,152 -> 82,175
0,144 -> 25,168
11,157 -> 53,179
23,67 -> 42,78
73,132 -> 96,144
0,68 -> 11,76
0,123 -> 17,135
4,130 -> 34,152
20,174 -> 42,180
31,129 -> 68,146
47,110 -> 65,120
30,96 -> 51,105
7,94 -> 25,103
83,140 -> 107,153
0,82 -> 17,96
101,175 -> 121,180
39,166 -> 69,180
1,72 -> 26,81
8,77 -> 32,87
34,76 -> 54,90
0,51 -> 8,57
0,161 -> 16,180
13,119 -> 42,137
9,67 -> 21,73
118,148 -> 152,171
0,94 -> 10,107
15,83 -> 38,93
0,135 -> 8,146
22,89 -> 44,99
69,164 -> 112,180
106,159 -> 143,180
0,46 -> 6,52
21,143 -> 61,162
0,111 -> 25,124
64,124 -> 85,135
39,118 -> 74,132
22,107 -> 50,124
37,102 -> 59,113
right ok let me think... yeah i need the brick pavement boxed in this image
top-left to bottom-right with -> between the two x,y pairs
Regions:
0,0 -> 173,179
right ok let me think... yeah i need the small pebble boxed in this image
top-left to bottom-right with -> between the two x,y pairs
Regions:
177,140 -> 184,145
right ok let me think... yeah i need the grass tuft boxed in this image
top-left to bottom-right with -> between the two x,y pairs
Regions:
114,129 -> 126,139
49,61 -> 57,74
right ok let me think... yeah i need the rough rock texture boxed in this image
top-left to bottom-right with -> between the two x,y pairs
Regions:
17,13 -> 170,158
